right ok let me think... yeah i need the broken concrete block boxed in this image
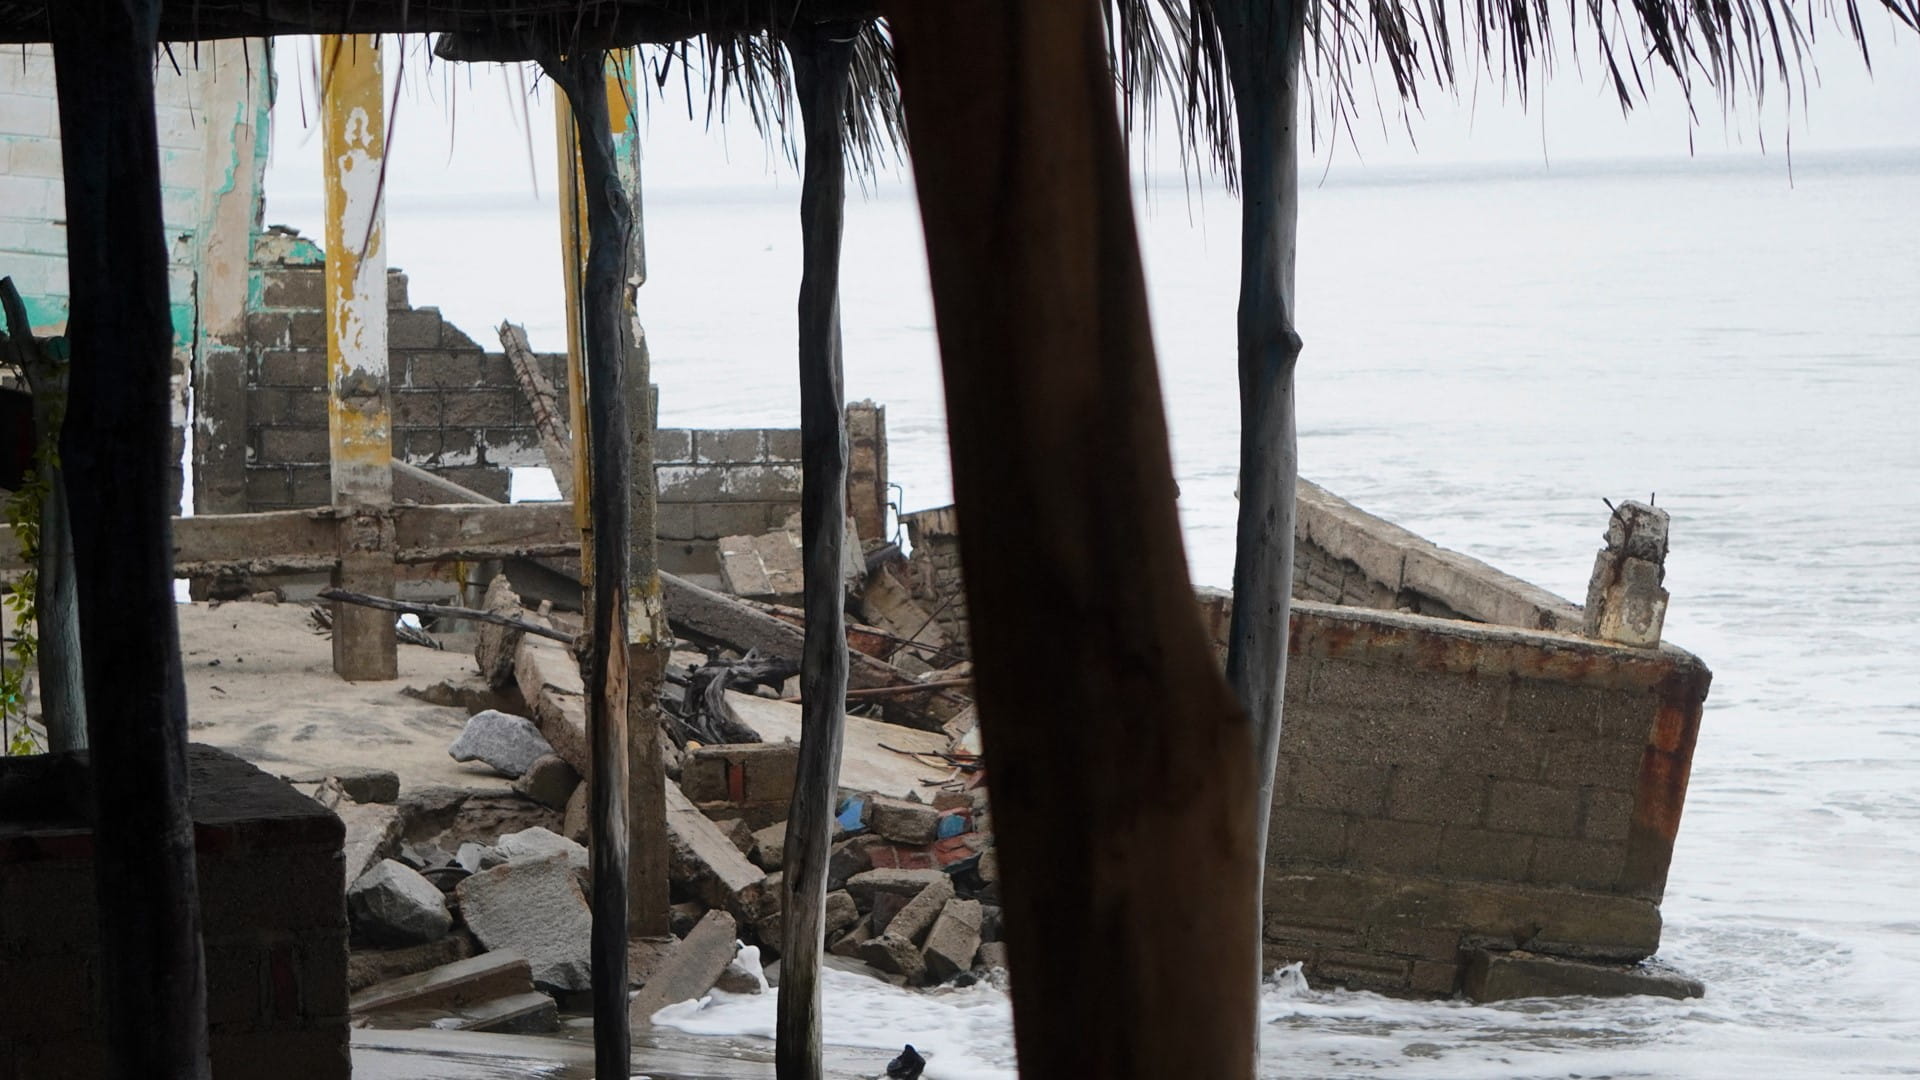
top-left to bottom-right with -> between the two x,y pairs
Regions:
290,765 -> 400,804
720,816 -> 757,856
922,898 -> 983,982
348,859 -> 452,946
857,932 -> 928,984
337,801 -> 403,893
496,826 -> 589,879
824,889 -> 859,938
866,794 -> 940,845
1463,949 -> 1704,1002
561,782 -> 590,844
455,841 -> 503,875
751,821 -> 788,871
463,991 -> 559,1034
885,877 -> 955,946
975,941 -> 1009,971
511,754 -> 580,811
629,910 -> 740,1025
666,781 -> 769,919
827,834 -> 884,891
871,891 -> 908,935
846,868 -> 947,908
456,855 -> 593,992
1583,500 -> 1671,647
349,949 -> 532,1016
448,710 -> 554,779
347,934 -> 476,994
829,915 -> 875,959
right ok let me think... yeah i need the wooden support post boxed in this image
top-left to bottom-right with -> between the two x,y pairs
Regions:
48,2 -> 212,1075
776,22 -> 857,1080
1215,0 -> 1310,1002
885,2 -> 1258,1075
608,50 -> 673,939
542,51 -> 632,1080
321,34 -> 398,681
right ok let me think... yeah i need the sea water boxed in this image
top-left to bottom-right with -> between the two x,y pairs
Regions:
269,149 -> 1920,1077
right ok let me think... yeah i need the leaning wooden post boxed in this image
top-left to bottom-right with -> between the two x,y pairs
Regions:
1216,0 -> 1310,995
49,1 -> 212,1075
541,50 -> 633,1080
775,21 -> 858,1080
608,50 -> 673,938
321,34 -> 398,681
886,2 -> 1259,1075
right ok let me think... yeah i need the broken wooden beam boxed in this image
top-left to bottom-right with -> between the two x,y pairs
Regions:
318,588 -> 576,644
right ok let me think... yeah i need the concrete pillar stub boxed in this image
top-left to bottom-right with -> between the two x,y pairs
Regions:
1583,500 -> 1670,648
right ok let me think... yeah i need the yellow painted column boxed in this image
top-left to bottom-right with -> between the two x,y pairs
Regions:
322,34 -> 397,680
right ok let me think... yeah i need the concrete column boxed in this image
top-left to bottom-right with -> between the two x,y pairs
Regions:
1583,500 -> 1670,647
846,399 -> 888,544
321,35 -> 396,680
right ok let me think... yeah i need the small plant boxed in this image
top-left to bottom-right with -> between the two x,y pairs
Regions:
1,434 -> 46,756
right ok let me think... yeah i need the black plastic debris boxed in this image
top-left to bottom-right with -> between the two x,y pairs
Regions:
885,1043 -> 927,1079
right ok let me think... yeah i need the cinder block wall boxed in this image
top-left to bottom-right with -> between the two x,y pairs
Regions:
233,230 -> 568,511
654,427 -> 803,577
0,745 -> 349,1079
1252,601 -> 1710,996
901,506 -> 968,659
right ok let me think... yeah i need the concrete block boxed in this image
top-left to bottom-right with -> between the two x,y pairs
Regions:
256,348 -> 326,387
1462,949 -> 1702,1002
883,876 -> 954,946
629,910 -> 740,1024
654,428 -> 694,463
336,801 -> 404,892
1580,788 -> 1635,842
828,834 -> 884,890
867,794 -> 940,846
262,267 -> 324,309
407,350 -> 485,389
764,428 -> 803,461
346,935 -> 476,993
1386,768 -> 1485,827
666,781 -> 769,918
824,890 -> 859,938
725,463 -> 803,500
657,464 -> 731,502
1341,817 -> 1445,875
455,856 -> 593,992
443,388 -> 520,429
1528,838 -> 1627,891
495,827 -> 589,879
857,933 -> 927,983
1543,737 -> 1646,795
921,898 -> 982,983
389,308 -> 445,350
750,821 -> 787,871
845,868 -> 947,907
975,941 -> 1009,971
1288,757 -> 1390,817
1437,827 -> 1534,882
829,914 -> 875,959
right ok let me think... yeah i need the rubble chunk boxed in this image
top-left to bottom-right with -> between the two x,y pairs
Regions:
561,782 -> 590,844
824,890 -> 859,938
511,754 -> 580,811
975,941 -> 1009,971
1463,949 -> 1704,1002
669,901 -> 706,938
455,841 -> 503,875
846,868 -> 947,908
495,826 -> 589,878
830,915 -> 875,958
857,933 -> 927,984
720,816 -> 757,856
828,834 -> 883,890
751,821 -> 787,871
347,935 -> 476,993
713,945 -> 770,994
666,781 -> 769,918
867,794 -> 940,845
922,898 -> 983,982
474,576 -> 525,690
349,859 -> 453,946
349,950 -> 532,1017
337,801 -> 403,893
629,910 -> 741,1025
884,877 -> 955,945
456,855 -> 593,992
448,710 -> 553,779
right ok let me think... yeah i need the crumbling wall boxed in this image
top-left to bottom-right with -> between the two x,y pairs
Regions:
0,745 -> 350,1079
234,232 -> 568,511
901,506 -> 968,659
1244,600 -> 1709,996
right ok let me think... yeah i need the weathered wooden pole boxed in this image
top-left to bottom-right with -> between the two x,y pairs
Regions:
609,50 -> 673,938
541,49 -> 633,1080
555,92 -> 596,583
49,0 -> 212,1075
321,34 -> 398,681
776,21 -> 858,1080
886,2 -> 1259,1075
1215,0 -> 1309,989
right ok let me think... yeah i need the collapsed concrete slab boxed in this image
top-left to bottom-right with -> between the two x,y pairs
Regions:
629,910 -> 741,1025
1463,949 -> 1705,1002
665,781 -> 769,919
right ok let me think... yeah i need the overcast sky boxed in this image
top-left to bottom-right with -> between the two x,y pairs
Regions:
262,12 -> 1920,205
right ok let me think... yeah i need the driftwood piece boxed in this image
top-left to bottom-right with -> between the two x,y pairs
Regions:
886,3 -> 1259,1077
318,587 -> 576,644
49,2 -> 213,1075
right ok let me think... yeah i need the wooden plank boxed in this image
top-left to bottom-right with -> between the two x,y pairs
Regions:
884,3 -> 1259,1076
48,2 -> 212,1075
